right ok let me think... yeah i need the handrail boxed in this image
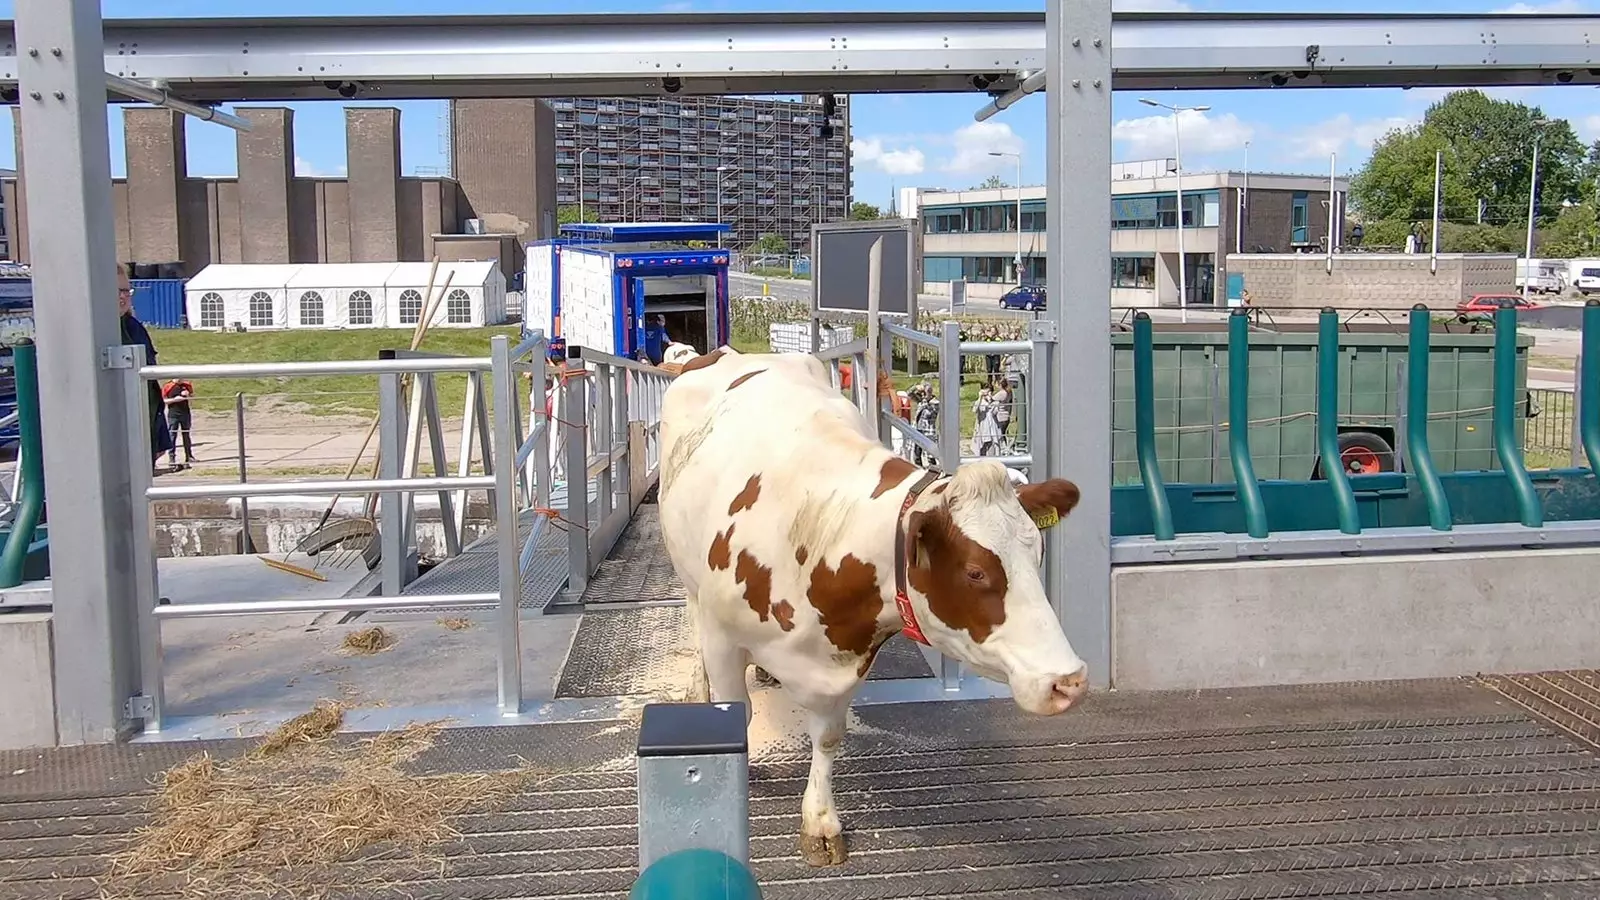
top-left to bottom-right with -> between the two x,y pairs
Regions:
1406,304 -> 1453,531
149,475 -> 495,502
960,340 -> 1032,355
575,344 -> 677,375
141,357 -> 492,379
1317,309 -> 1361,535
883,412 -> 938,457
816,337 -> 869,363
0,340 -> 45,588
1493,301 -> 1542,528
882,321 -> 939,349
1583,300 -> 1600,473
1131,314 -> 1175,541
1227,309 -> 1269,538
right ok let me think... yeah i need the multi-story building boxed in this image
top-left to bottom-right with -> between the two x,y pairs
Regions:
549,95 -> 852,251
903,159 -> 1349,307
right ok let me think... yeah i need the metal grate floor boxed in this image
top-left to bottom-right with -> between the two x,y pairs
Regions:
582,501 -> 686,605
4,678 -> 1600,899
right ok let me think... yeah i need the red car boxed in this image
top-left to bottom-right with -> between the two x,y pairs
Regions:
1456,293 -> 1543,315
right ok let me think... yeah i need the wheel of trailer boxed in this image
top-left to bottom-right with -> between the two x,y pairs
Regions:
1336,431 -> 1394,475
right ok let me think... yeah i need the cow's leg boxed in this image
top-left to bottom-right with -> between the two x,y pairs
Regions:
684,590 -> 711,704
702,630 -> 753,725
798,698 -> 851,867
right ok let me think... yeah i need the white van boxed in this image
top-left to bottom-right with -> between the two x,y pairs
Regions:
1575,265 -> 1600,295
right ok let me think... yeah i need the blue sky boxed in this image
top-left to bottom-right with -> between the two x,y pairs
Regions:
2,0 -> 1597,214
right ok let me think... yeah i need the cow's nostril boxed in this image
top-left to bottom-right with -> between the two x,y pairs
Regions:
1057,667 -> 1088,691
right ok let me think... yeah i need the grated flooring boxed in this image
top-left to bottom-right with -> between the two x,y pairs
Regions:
4,678 -> 1600,899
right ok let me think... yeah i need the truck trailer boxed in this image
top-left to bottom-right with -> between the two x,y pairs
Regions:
524,222 -> 733,363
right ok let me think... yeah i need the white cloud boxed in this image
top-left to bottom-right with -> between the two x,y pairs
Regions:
294,155 -> 346,177
1112,108 -> 1253,159
1578,115 -> 1600,143
1283,114 -> 1416,161
851,137 -> 927,176
1493,1 -> 1591,12
939,121 -> 1025,175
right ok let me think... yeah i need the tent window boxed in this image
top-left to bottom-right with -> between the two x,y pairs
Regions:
399,289 -> 424,325
349,290 -> 375,326
248,291 -> 273,328
299,291 -> 325,326
198,292 -> 224,329
446,288 -> 473,324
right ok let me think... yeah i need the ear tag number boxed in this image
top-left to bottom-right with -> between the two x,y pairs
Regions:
1031,508 -> 1060,529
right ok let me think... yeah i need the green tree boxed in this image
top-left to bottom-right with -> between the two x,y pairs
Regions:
1349,90 -> 1585,230
750,233 -> 790,255
1537,201 -> 1600,258
974,174 -> 1010,190
556,205 -> 599,226
849,202 -> 882,221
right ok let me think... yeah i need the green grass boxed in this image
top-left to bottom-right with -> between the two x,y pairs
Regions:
153,326 -> 521,418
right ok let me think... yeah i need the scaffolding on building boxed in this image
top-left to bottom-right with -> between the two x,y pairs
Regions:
552,94 -> 850,251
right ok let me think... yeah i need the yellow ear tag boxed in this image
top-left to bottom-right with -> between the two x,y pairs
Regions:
1031,507 -> 1060,529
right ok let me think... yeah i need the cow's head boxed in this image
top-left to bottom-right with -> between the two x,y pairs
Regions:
903,460 -> 1087,716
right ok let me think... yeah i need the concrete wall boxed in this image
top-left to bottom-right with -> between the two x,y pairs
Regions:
1111,547 -> 1600,691
123,107 -> 187,264
452,99 -> 559,242
345,108 -> 403,262
1226,252 -> 1517,310
0,613 -> 56,750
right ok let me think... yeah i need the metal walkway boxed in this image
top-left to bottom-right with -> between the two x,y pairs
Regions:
5,676 -> 1599,899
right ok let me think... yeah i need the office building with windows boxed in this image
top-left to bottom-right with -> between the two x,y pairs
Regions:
549,95 -> 852,251
903,160 -> 1348,306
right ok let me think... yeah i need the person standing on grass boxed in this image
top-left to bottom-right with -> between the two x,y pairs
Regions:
162,377 -> 196,470
118,264 -> 173,471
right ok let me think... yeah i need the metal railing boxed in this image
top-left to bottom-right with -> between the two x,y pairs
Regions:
121,335 -> 541,734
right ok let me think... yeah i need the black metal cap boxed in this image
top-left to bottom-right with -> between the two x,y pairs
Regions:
637,702 -> 748,758
568,344 -> 583,359
1133,311 -> 1151,322
377,348 -> 397,360
1230,306 -> 1250,317
1412,303 -> 1429,311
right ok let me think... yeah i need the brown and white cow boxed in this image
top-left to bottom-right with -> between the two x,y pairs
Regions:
657,347 -> 1088,867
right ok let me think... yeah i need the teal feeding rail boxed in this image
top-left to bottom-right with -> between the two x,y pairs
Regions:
1227,308 -> 1269,538
1584,300 -> 1600,472
1317,308 -> 1361,535
0,338 -> 46,588
1493,299 -> 1543,528
1406,305 -> 1453,532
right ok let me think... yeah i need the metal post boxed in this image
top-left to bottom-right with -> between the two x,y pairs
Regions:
1430,150 -> 1442,274
1045,0 -> 1113,688
1174,113 -> 1188,320
235,391 -> 256,554
1492,301 -> 1543,527
1131,313 -> 1174,541
420,374 -> 460,557
937,321 -> 962,469
1237,141 -> 1249,255
1317,309 -> 1361,534
1405,306 -> 1452,531
122,346 -> 163,735
1227,309 -> 1269,538
489,336 -> 524,715
533,361 -> 553,514
1524,133 -> 1542,303
594,363 -> 614,521
614,363 -> 632,506
864,235 -> 884,439
636,703 -> 751,869
563,352 -> 591,598
1581,301 -> 1600,471
18,0 -> 143,744
1326,152 -> 1338,275
378,369 -> 405,595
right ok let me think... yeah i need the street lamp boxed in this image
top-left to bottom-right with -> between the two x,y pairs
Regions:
989,150 -> 1025,283
579,147 -> 598,222
716,165 -> 738,249
1140,98 -> 1210,320
1524,117 -> 1551,302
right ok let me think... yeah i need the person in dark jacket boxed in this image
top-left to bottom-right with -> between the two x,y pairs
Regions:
118,264 -> 173,470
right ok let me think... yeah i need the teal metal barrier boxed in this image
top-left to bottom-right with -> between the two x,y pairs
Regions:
1317,308 -> 1361,535
0,338 -> 44,588
1227,308 -> 1269,538
1493,300 -> 1543,527
1582,300 -> 1600,472
1406,305 -> 1453,531
630,849 -> 762,899
1131,312 -> 1175,540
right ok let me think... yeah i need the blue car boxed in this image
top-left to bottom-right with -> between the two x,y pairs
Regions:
999,284 -> 1047,311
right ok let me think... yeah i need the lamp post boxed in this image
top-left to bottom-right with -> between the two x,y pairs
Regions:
716,165 -> 737,249
1140,98 -> 1210,321
577,147 -> 596,222
1524,117 -> 1550,302
1238,140 -> 1250,254
989,150 -> 1025,283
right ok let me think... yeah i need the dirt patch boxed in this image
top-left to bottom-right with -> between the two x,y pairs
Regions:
339,627 -> 395,656
438,617 -> 474,631
101,702 -> 542,900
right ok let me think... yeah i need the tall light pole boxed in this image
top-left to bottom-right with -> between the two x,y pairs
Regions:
716,164 -> 737,249
577,147 -> 596,222
1141,98 -> 1210,320
1237,140 -> 1250,254
1524,117 -> 1550,302
989,150 -> 1025,283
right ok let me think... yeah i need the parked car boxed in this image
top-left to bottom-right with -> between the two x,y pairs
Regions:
1456,293 -> 1543,316
999,284 -> 1047,311
1575,267 -> 1600,295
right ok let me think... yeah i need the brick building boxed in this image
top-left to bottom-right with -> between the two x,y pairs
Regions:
2,100 -> 560,280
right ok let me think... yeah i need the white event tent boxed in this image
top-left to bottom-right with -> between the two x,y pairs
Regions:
183,261 -> 508,331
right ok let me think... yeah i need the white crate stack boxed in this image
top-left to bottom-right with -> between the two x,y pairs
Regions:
768,322 -> 856,354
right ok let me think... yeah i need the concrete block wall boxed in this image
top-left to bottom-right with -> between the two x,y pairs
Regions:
237,108 -> 297,264
345,108 -> 402,262
123,107 -> 186,264
1228,253 -> 1517,309
452,99 -> 560,242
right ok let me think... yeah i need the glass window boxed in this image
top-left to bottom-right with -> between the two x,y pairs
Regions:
1112,256 -> 1156,289
924,256 -> 963,282
348,290 -> 374,326
398,289 -> 424,325
198,292 -> 224,328
446,289 -> 473,325
248,291 -> 273,327
298,291 -> 324,326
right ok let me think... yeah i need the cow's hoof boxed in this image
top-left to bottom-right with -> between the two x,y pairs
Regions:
752,666 -> 782,687
799,831 -> 848,867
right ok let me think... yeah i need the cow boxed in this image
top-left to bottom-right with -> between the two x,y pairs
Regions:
657,346 -> 1088,868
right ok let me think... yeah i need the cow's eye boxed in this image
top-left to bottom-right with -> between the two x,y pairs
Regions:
965,566 -> 986,583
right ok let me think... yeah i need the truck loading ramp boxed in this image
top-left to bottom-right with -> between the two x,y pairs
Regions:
4,675 -> 1599,899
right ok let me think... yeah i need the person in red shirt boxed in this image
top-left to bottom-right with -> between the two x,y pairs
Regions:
162,378 -> 197,469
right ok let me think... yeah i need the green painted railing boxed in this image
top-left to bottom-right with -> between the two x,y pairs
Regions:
1406,304 -> 1453,531
1317,308 -> 1361,535
1493,300 -> 1543,527
1131,312 -> 1175,540
1227,308 -> 1269,538
0,339 -> 45,588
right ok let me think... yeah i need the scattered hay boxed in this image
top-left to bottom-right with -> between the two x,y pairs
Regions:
339,626 -> 395,656
101,703 -> 542,900
438,617 -> 473,631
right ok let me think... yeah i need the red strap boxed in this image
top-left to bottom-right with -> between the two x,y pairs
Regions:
891,469 -> 942,645
895,590 -> 928,644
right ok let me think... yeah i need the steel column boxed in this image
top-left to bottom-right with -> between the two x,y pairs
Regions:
1044,0 -> 1113,689
378,370 -> 405,595
489,336 -> 524,715
15,0 -> 141,744
121,347 -> 162,735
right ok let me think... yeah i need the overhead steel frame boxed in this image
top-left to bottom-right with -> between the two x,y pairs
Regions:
11,3 -> 1595,741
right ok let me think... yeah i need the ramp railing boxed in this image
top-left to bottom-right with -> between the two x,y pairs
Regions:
118,335 -> 541,735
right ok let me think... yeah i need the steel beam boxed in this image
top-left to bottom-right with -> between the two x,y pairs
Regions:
14,0 -> 141,744
1045,0 -> 1113,691
1,12 -> 1597,101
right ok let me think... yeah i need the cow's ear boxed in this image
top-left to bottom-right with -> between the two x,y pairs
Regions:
1016,479 -> 1081,530
906,506 -> 947,567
